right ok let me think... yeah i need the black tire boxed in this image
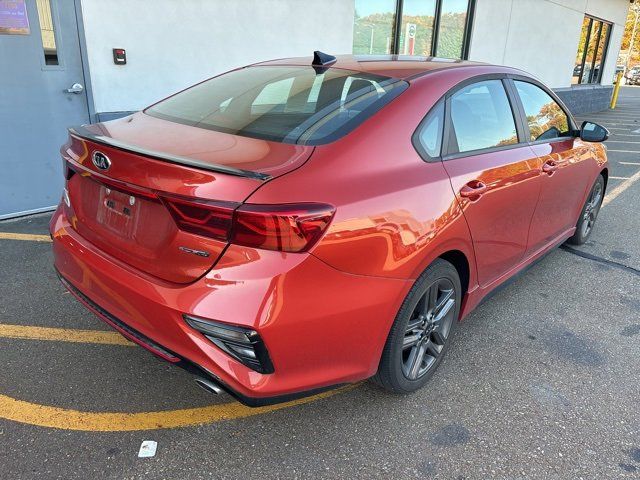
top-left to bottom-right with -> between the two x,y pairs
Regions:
372,258 -> 461,394
566,174 -> 605,245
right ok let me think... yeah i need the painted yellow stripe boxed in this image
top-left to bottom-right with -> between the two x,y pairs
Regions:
603,168 -> 640,207
0,324 -> 134,347
0,385 -> 357,432
0,232 -> 52,242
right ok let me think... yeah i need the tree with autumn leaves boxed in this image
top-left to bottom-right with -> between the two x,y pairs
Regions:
620,3 -> 640,68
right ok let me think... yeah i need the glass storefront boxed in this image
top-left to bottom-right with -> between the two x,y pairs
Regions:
353,0 -> 474,59
572,15 -> 612,85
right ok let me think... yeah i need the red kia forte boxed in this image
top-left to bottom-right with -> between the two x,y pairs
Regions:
51,53 -> 609,406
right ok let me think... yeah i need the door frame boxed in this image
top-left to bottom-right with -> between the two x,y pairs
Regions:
0,0 -> 95,220
72,0 -> 97,123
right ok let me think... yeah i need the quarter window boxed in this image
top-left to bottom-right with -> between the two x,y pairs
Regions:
449,80 -> 518,153
514,81 -> 570,141
416,101 -> 444,158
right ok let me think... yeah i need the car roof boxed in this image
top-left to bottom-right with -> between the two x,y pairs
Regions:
253,54 -> 488,80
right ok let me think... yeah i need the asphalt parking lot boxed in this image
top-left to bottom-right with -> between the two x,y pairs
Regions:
1,87 -> 639,479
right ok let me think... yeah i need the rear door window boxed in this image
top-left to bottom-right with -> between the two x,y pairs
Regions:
514,81 -> 570,141
146,66 -> 408,145
449,80 -> 519,154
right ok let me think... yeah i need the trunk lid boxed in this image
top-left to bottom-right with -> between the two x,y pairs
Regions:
62,114 -> 314,284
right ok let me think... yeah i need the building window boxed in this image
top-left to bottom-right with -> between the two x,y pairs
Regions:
353,0 -> 474,59
572,15 -> 612,85
35,0 -> 59,65
352,0 -> 397,55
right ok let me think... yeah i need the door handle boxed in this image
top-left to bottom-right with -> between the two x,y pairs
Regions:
459,181 -> 488,198
65,83 -> 84,94
542,160 -> 558,175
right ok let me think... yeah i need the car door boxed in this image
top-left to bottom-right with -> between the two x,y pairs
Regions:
510,79 -> 595,255
0,0 -> 90,218
440,78 -> 542,288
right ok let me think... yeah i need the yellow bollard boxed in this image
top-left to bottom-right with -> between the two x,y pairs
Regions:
610,72 -> 624,109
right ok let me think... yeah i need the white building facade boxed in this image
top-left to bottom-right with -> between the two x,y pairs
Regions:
0,0 -> 632,218
80,0 -> 631,119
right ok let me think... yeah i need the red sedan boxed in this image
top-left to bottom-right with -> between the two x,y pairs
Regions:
51,53 -> 609,406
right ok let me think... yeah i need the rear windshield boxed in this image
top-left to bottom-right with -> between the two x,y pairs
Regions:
145,66 -> 408,145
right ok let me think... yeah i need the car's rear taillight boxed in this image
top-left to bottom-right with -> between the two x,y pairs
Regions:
65,160 -> 334,252
232,203 -> 335,253
163,196 -> 334,252
161,195 -> 238,241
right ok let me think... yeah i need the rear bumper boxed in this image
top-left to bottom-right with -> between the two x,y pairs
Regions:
56,271 -> 342,407
50,206 -> 410,405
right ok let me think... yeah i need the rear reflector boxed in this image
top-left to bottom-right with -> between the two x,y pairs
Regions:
184,315 -> 274,373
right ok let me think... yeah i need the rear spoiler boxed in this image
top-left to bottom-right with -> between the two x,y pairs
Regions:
68,125 -> 271,181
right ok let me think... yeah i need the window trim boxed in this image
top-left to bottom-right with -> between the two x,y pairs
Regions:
593,22 -> 612,84
441,75 -> 527,160
587,20 -> 604,83
508,75 -> 579,147
411,73 -> 580,164
411,99 -> 445,162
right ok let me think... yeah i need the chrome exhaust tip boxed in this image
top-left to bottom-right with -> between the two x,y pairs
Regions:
195,377 -> 223,395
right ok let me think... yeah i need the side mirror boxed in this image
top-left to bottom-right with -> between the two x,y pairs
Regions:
580,121 -> 609,142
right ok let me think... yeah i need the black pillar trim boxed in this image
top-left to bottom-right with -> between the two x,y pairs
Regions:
431,0 -> 443,56
588,20 -> 603,84
578,17 -> 593,85
392,0 -> 404,54
461,0 -> 476,60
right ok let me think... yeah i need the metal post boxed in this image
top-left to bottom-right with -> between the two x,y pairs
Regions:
368,25 -> 374,54
611,72 -> 624,109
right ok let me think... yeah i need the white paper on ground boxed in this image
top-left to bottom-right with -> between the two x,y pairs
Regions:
138,440 -> 158,458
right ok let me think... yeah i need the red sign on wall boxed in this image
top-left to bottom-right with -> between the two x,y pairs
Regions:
405,23 -> 416,55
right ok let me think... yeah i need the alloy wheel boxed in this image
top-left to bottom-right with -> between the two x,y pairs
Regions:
402,278 -> 456,380
580,181 -> 603,238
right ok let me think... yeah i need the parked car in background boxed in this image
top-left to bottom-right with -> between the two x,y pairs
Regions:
626,66 -> 640,81
627,68 -> 640,85
51,53 -> 610,405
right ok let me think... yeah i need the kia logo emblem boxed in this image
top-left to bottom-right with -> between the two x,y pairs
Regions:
92,151 -> 111,171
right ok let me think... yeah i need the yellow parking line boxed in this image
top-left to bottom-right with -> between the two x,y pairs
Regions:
0,385 -> 357,432
0,324 -> 134,347
0,323 -> 358,430
0,232 -> 52,242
